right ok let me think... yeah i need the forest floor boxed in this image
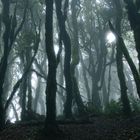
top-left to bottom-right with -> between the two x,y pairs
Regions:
0,115 -> 140,140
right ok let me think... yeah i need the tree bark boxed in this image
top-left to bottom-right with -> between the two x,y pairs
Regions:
0,0 -> 27,129
45,0 -> 57,126
123,0 -> 140,72
114,0 -> 131,116
71,0 -> 86,115
0,0 -> 11,130
80,51 -> 91,101
55,0 -> 73,119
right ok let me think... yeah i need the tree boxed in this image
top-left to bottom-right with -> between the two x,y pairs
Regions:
0,0 -> 27,130
45,0 -> 57,128
70,0 -> 86,116
55,0 -> 73,119
114,0 -> 131,116
123,0 -> 140,72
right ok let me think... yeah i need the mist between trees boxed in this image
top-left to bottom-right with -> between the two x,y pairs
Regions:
0,0 -> 140,132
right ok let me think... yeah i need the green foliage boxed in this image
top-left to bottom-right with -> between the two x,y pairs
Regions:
85,102 -> 102,115
104,99 -> 123,116
129,96 -> 140,113
56,115 -> 65,120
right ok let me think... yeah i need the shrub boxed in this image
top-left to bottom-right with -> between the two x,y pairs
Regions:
85,102 -> 102,115
129,96 -> 140,113
104,99 -> 123,116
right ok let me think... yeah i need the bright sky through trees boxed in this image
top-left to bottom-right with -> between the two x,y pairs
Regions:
106,31 -> 116,44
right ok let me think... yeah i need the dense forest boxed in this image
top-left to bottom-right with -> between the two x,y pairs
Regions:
0,0 -> 140,139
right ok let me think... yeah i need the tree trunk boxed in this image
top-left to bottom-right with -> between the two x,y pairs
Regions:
115,0 -> 131,116
45,0 -> 57,126
0,0 -> 26,129
71,0 -> 86,116
116,45 -> 131,116
102,80 -> 109,107
123,0 -> 140,72
20,76 -> 27,121
91,77 -> 101,110
34,77 -> 41,112
27,72 -> 32,112
0,0 -> 11,129
80,51 -> 91,101
55,0 -> 73,119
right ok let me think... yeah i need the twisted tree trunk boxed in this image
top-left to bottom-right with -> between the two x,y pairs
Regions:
55,0 -> 73,119
45,0 -> 57,127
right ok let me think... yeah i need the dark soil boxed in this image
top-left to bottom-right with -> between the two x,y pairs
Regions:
0,115 -> 140,140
